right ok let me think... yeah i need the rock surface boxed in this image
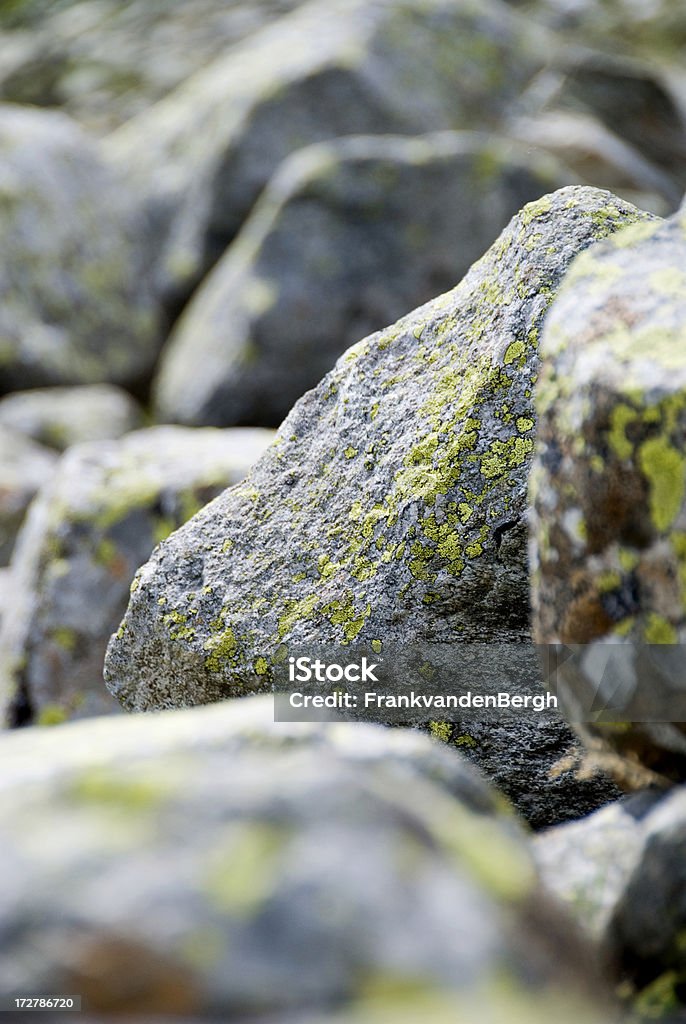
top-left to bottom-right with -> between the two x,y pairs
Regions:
105,0 -> 550,305
0,425 -> 57,566
0,696 -> 613,1021
530,207 -> 686,786
154,132 -> 569,428
0,0 -> 305,134
106,186 -> 651,712
0,104 -> 159,392
0,427 -> 274,727
0,385 -> 144,450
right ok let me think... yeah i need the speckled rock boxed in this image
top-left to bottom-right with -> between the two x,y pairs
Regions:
0,425 -> 57,566
0,427 -> 274,727
105,0 -> 551,305
529,208 -> 686,786
0,385 -> 144,451
0,104 -> 158,392
0,0 -> 305,134
105,187 -> 649,699
0,696 -> 614,1021
426,719 -> 621,831
154,132 -> 570,428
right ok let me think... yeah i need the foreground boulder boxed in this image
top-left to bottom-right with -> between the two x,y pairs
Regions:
154,132 -> 569,427
530,208 -> 686,786
0,426 -> 57,565
105,0 -> 550,304
0,104 -> 158,392
0,385 -> 144,450
0,427 -> 274,726
0,697 -> 614,1020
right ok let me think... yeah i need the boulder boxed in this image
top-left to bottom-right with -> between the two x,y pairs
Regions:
106,187 -> 649,824
0,427 -> 274,727
0,0 -> 305,134
154,132 -> 570,428
0,696 -> 614,1021
530,207 -> 686,786
104,0 -> 551,305
0,104 -> 159,392
0,425 -> 57,566
0,385 -> 144,451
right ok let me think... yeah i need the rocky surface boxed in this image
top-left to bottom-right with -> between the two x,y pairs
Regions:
0,425 -> 57,565
154,132 -> 570,428
0,427 -> 274,727
0,104 -> 159,392
104,0 -> 550,306
106,186 -> 651,709
0,384 -> 144,450
0,696 -> 613,1021
0,0 -> 305,134
530,206 -> 686,787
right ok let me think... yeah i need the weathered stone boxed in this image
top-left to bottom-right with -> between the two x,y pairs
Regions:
0,697 -> 614,1021
427,719 -> 621,830
0,427 -> 274,726
154,132 -> 570,427
0,425 -> 57,566
0,0 -> 305,134
105,189 -> 649,758
533,790 -> 661,940
104,0 -> 551,305
0,385 -> 144,451
0,104 -> 159,392
529,207 -> 686,786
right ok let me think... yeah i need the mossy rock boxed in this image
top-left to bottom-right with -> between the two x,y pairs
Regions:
0,696 -> 613,1020
154,131 -> 571,428
106,186 -> 650,714
0,104 -> 159,391
105,0 -> 552,306
0,424 -> 57,565
0,427 -> 273,726
530,205 -> 686,786
0,384 -> 144,451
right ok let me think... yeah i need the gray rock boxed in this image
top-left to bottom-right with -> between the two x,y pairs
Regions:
0,385 -> 144,451
0,0 -> 305,134
105,187 -> 649,826
529,207 -> 686,787
0,104 -> 159,392
0,425 -> 57,566
0,427 -> 274,727
425,719 -> 621,831
104,0 -> 551,305
154,131 -> 570,428
533,790 -> 661,939
0,696 -> 613,1021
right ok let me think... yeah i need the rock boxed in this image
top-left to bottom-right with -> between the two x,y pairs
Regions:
0,696 -> 614,1021
427,719 -> 621,831
0,385 -> 144,451
104,0 -> 551,305
105,189 -> 650,731
0,427 -> 274,727
0,0 -> 305,134
154,132 -> 571,428
509,109 -> 675,214
533,789 -> 662,940
0,104 -> 159,392
606,786 -> 686,1019
529,207 -> 686,786
0,425 -> 58,566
